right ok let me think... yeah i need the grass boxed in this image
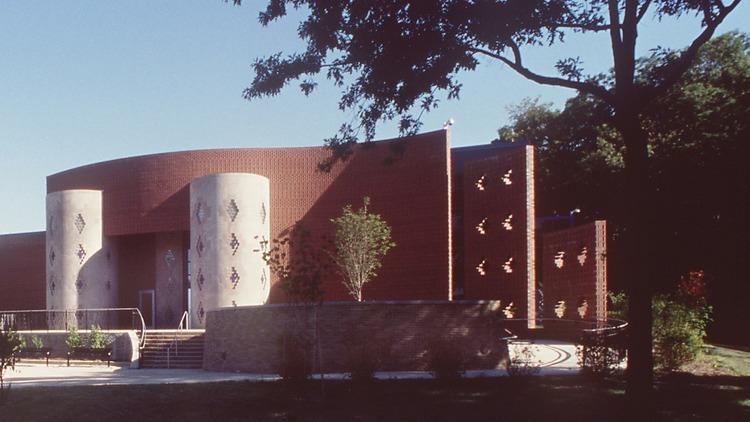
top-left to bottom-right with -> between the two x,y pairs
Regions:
0,344 -> 747,421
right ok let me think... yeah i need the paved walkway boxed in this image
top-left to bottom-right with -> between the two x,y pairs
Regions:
5,341 -> 580,389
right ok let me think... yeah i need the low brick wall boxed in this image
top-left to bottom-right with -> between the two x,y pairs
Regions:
204,301 -> 510,374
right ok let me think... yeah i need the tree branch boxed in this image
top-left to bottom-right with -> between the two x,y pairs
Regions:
636,0 -> 652,23
468,46 -> 613,103
641,0 -> 741,105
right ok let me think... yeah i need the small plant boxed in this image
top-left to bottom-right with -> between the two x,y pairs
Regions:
30,336 -> 44,351
427,339 -> 464,381
88,325 -> 110,349
65,327 -> 82,351
577,333 -> 625,378
506,343 -> 542,377
0,328 -> 23,393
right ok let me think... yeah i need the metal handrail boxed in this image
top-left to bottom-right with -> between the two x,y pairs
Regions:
167,311 -> 189,369
498,317 -> 628,343
0,307 -> 148,350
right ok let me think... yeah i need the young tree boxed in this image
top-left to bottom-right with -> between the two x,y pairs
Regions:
264,222 -> 327,304
229,0 -> 743,410
0,328 -> 22,392
331,197 -> 395,302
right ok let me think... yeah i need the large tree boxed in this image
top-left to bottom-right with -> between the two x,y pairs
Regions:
500,32 -> 750,343
230,0 -> 743,411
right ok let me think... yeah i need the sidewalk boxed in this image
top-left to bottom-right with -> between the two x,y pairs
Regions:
5,341 -> 581,389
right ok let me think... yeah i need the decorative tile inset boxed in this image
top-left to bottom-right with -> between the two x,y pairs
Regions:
554,251 -> 565,269
195,202 -> 206,224
196,236 -> 205,258
49,248 -> 56,266
75,277 -> 85,291
260,202 -> 267,225
577,299 -> 589,319
261,268 -> 267,291
227,199 -> 239,222
230,233 -> 240,256
475,218 -> 487,235
76,244 -> 87,264
554,300 -> 566,318
197,302 -> 205,324
577,247 -> 588,266
164,249 -> 176,267
230,267 -> 240,289
502,214 -> 513,231
475,175 -> 486,191
48,275 -> 56,296
476,259 -> 487,276
196,268 -> 205,291
501,169 -> 513,185
502,257 -> 513,274
74,213 -> 86,234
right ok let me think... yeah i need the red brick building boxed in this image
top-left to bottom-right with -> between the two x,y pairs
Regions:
0,130 -> 602,328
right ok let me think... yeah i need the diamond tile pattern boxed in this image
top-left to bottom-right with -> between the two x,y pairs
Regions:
230,267 -> 240,289
227,199 -> 239,222
230,233 -> 240,256
74,213 -> 86,234
76,244 -> 86,264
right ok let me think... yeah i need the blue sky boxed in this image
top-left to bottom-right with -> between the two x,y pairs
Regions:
1,1 -> 749,234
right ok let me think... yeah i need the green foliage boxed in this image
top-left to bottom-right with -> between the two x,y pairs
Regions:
577,334 -> 626,378
607,291 -> 629,321
263,222 -> 326,303
88,325 -> 110,350
30,336 -> 44,351
653,295 -> 712,372
65,327 -> 82,351
234,1 -> 739,172
609,272 -> 713,372
500,32 -> 750,303
506,343 -> 542,377
330,197 -> 395,302
0,328 -> 23,391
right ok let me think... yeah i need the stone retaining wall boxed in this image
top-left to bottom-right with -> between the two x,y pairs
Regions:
204,301 -> 510,374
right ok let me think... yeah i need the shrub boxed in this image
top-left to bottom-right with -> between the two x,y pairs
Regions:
0,329 -> 22,392
652,294 -> 711,371
30,336 -> 44,351
607,291 -> 628,321
506,343 -> 541,377
65,327 -> 82,351
577,333 -> 625,378
88,325 -> 110,349
427,339 -> 464,381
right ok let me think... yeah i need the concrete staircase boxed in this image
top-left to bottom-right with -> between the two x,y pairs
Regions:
140,330 -> 205,369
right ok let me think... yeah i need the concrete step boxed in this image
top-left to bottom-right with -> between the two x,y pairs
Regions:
140,330 -> 205,369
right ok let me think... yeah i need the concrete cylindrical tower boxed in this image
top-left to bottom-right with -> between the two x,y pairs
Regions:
46,190 -> 118,317
190,173 -> 270,328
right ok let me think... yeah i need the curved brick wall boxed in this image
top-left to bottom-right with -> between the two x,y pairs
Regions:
203,301 -> 510,374
46,131 -> 452,302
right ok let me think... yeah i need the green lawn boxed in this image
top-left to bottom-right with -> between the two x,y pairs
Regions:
1,345 -> 748,421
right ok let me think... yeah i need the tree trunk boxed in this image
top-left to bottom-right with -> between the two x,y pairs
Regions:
619,111 -> 654,415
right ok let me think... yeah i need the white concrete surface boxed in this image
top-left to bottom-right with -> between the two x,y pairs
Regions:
4,341 -> 582,389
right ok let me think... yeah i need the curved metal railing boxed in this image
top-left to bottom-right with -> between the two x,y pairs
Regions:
0,307 -> 148,349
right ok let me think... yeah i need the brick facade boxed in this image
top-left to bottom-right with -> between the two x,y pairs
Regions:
0,232 -> 45,310
203,301 -> 510,374
457,145 -> 536,322
541,221 -> 607,321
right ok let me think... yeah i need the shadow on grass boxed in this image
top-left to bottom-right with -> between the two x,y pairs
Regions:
0,375 -> 747,421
